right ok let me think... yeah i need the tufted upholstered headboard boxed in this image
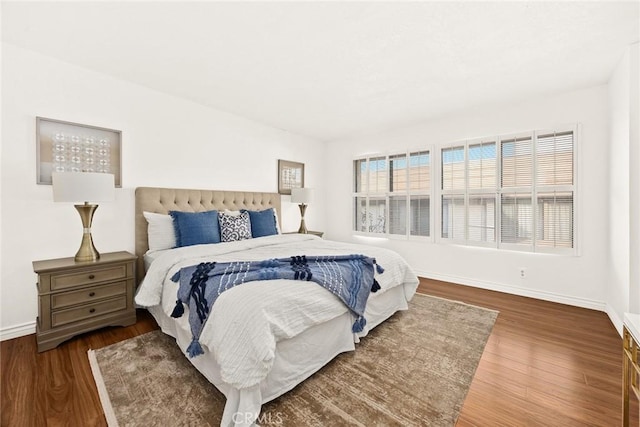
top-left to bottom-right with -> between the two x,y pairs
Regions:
135,187 -> 281,283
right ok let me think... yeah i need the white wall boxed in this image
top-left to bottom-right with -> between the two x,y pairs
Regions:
0,43 -> 326,339
325,86 -> 610,313
629,43 -> 640,314
0,4 -> 4,341
607,43 -> 640,332
608,49 -> 631,329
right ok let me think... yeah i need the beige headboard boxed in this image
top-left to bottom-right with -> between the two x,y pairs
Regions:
135,187 -> 281,283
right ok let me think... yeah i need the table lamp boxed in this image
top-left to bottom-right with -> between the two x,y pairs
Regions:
52,172 -> 115,262
291,187 -> 312,234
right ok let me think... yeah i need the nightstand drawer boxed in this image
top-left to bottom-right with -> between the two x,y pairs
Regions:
51,281 -> 127,310
51,296 -> 128,328
50,264 -> 128,291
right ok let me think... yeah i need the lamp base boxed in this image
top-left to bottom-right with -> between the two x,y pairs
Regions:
297,203 -> 308,234
74,203 -> 101,262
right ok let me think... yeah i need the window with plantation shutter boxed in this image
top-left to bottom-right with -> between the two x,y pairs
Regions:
442,195 -> 465,240
501,136 -> 533,188
354,149 -> 432,238
500,193 -> 533,245
389,195 -> 407,235
354,196 -> 367,232
441,141 -> 497,245
442,146 -> 465,191
536,192 -> 573,248
353,126 -> 575,254
534,130 -> 574,249
410,196 -> 430,236
368,197 -> 386,233
389,154 -> 407,192
468,194 -> 496,242
441,147 -> 465,241
469,142 -> 497,190
369,156 -> 387,193
353,157 -> 387,233
388,154 -> 407,235
468,141 -> 497,244
409,151 -> 430,237
410,151 -> 430,191
499,134 -> 534,249
536,131 -> 573,186
439,126 -> 576,253
354,159 -> 367,194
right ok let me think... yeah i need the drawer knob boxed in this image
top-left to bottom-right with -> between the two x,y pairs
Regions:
89,292 -> 96,297
89,308 -> 96,313
88,274 -> 95,280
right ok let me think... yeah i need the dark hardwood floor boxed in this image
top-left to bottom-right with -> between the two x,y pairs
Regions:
1,278 -> 627,426
419,278 -> 627,427
1,311 -> 158,427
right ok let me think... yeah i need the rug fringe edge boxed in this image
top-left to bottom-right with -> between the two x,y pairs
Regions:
413,292 -> 500,315
88,349 -> 120,427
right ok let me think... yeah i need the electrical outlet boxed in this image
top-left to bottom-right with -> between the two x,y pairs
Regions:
519,268 -> 526,279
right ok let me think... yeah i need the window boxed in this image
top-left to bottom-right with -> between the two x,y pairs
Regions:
409,151 -> 431,237
354,157 -> 386,233
353,150 -> 432,237
353,126 -> 575,254
534,131 -> 574,249
439,128 -> 575,253
441,141 -> 497,245
389,154 -> 407,235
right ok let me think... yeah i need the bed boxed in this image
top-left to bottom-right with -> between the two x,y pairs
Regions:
133,187 -> 419,427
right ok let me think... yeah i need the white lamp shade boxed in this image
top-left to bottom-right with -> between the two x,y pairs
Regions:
52,172 -> 115,203
291,187 -> 312,204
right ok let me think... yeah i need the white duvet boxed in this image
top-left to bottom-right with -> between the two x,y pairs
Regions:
135,234 -> 418,389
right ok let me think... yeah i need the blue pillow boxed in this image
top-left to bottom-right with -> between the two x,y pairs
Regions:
243,208 -> 278,238
169,210 -> 220,247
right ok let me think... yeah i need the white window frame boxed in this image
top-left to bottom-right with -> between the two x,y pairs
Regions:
353,156 -> 387,235
352,148 -> 434,241
438,144 -> 468,245
436,125 -> 578,255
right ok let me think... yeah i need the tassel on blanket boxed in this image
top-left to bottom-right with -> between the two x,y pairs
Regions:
171,271 -> 181,282
171,300 -> 184,318
186,339 -> 204,357
371,279 -> 381,293
352,316 -> 366,333
374,260 -> 385,275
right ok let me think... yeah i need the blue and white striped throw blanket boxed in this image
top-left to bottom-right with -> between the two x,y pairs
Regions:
170,254 -> 383,357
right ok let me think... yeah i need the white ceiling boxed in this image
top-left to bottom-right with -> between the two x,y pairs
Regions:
2,1 -> 639,141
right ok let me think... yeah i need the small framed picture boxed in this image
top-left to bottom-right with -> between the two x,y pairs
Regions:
36,117 -> 122,187
278,159 -> 304,195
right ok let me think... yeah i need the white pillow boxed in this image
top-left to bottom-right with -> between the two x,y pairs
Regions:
143,211 -> 176,251
273,209 -> 282,234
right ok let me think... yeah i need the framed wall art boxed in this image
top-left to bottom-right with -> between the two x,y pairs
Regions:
36,116 -> 122,187
278,159 -> 304,195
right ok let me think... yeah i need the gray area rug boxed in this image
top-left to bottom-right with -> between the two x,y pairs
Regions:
89,294 -> 498,426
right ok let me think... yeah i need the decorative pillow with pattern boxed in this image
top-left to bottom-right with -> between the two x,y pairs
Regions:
219,211 -> 252,242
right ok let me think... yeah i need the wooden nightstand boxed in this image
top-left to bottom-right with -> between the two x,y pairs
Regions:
33,251 -> 137,352
285,231 -> 324,238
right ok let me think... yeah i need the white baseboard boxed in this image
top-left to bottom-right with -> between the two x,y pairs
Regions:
415,269 -> 608,312
605,303 -> 624,337
0,321 -> 36,341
